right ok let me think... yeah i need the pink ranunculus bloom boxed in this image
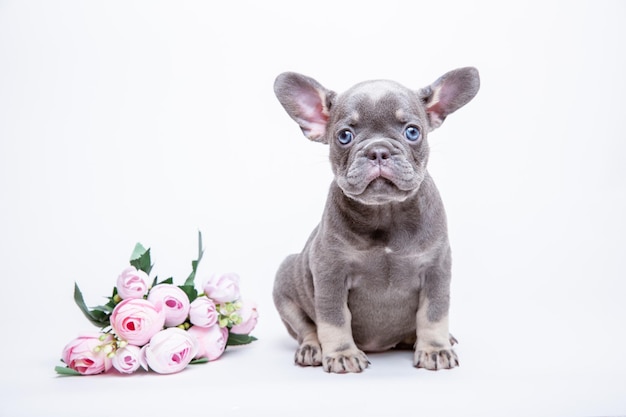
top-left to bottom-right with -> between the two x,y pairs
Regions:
147,284 -> 190,327
187,324 -> 228,361
116,266 -> 149,300
230,300 -> 258,335
110,298 -> 165,346
62,333 -> 113,375
188,296 -> 218,328
140,328 -> 199,374
203,273 -> 241,303
111,345 -> 142,374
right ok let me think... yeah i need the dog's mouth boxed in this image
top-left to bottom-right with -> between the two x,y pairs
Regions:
367,177 -> 397,192
338,168 -> 422,205
361,164 -> 418,191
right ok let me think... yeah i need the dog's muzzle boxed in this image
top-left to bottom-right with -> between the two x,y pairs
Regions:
337,138 -> 423,204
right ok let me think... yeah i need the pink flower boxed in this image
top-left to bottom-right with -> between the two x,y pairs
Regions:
147,284 -> 190,327
111,345 -> 142,374
188,296 -> 218,328
140,328 -> 199,374
110,298 -> 165,346
203,273 -> 241,303
187,324 -> 228,361
231,300 -> 258,335
116,266 -> 149,300
62,333 -> 113,375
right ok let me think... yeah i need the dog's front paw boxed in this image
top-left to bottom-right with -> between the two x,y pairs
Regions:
414,348 -> 459,370
294,342 -> 323,367
323,347 -> 370,373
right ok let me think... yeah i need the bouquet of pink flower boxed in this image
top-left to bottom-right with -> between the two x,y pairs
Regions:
56,232 -> 257,376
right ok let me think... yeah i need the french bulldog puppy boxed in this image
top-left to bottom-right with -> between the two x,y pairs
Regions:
273,67 -> 479,373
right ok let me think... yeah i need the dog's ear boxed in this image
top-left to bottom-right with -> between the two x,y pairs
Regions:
419,67 -> 480,130
274,72 -> 335,143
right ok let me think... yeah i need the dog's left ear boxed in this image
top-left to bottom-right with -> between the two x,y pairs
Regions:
274,72 -> 335,143
420,67 -> 480,130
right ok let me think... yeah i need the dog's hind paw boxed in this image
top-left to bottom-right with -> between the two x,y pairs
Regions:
414,348 -> 459,370
294,342 -> 323,367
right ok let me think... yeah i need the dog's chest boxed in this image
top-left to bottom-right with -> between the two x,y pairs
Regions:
343,241 -> 434,350
345,219 -> 431,282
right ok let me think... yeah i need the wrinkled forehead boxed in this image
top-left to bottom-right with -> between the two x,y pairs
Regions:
334,80 -> 421,123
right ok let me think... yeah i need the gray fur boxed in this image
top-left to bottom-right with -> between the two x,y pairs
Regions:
273,67 -> 480,373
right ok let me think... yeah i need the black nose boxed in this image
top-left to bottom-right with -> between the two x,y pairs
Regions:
366,146 -> 391,162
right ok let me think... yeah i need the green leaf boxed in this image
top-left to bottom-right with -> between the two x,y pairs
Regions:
74,283 -> 110,328
55,366 -> 82,376
226,332 -> 258,346
105,288 -> 119,310
88,308 -> 109,323
130,242 -> 148,261
178,284 -> 198,303
184,231 -> 204,286
91,304 -> 113,314
189,357 -> 209,365
158,277 -> 174,285
130,243 -> 152,275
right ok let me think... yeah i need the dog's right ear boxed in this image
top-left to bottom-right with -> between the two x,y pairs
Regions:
274,72 -> 335,143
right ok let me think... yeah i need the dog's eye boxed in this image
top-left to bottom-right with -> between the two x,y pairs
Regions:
337,129 -> 354,145
404,126 -> 421,142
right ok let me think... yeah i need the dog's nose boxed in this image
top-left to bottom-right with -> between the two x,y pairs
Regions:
366,146 -> 391,163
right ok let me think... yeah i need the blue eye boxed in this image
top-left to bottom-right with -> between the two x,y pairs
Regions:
404,126 -> 421,142
337,129 -> 354,145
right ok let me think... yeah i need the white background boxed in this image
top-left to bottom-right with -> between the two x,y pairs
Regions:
1,1 -> 625,416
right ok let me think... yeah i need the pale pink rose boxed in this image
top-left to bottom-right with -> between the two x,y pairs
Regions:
140,328 -> 199,374
187,324 -> 228,361
203,273 -> 241,303
147,284 -> 190,327
111,345 -> 142,374
116,266 -> 149,300
110,298 -> 165,346
62,333 -> 113,375
188,296 -> 218,328
230,300 -> 258,335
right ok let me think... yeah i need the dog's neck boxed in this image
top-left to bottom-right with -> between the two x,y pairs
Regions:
327,179 -> 423,236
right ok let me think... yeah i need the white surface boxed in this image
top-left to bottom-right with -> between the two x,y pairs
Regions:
1,1 -> 625,416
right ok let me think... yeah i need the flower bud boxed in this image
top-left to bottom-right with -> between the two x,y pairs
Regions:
230,313 -> 242,325
230,300 -> 258,335
63,334 -> 113,375
203,273 -> 241,303
142,328 -> 199,374
115,267 -> 148,300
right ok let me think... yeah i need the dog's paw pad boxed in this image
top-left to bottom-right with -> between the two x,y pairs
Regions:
414,348 -> 459,370
294,343 -> 322,367
323,348 -> 369,373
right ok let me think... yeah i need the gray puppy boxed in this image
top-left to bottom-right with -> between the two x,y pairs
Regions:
273,67 -> 479,373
